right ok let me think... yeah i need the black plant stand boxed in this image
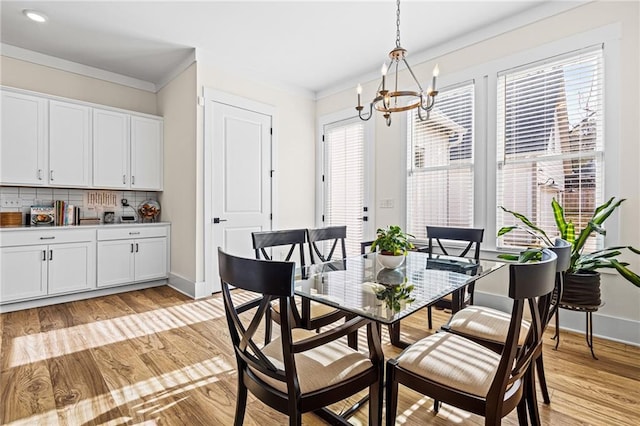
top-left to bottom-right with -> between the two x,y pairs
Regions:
553,302 -> 603,360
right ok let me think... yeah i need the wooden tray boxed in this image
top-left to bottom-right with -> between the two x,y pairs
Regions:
0,212 -> 23,227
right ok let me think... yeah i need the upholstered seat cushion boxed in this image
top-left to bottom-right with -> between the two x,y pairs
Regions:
271,296 -> 339,319
397,332 -> 502,397
251,328 -> 373,394
447,306 -> 530,346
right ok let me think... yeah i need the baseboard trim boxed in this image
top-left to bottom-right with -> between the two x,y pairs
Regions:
0,280 -> 167,313
474,291 -> 640,346
167,273 -> 208,299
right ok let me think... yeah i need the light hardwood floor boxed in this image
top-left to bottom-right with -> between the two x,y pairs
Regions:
1,286 -> 639,425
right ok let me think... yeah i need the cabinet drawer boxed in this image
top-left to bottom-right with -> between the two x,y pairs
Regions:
97,226 -> 168,241
0,228 -> 96,247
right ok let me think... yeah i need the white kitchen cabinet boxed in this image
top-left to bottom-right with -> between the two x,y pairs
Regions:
49,100 -> 91,187
0,229 -> 96,303
97,225 -> 168,288
0,90 -> 47,185
131,115 -> 163,190
93,108 -> 130,189
93,110 -> 163,190
0,245 -> 48,301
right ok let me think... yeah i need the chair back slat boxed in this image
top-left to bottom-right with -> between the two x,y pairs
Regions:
218,249 -> 292,380
426,226 -> 484,260
307,226 -> 347,264
252,228 -> 307,263
487,248 -> 557,407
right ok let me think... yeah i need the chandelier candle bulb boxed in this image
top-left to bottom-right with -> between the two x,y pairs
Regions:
357,84 -> 362,107
432,64 -> 439,91
381,63 -> 387,90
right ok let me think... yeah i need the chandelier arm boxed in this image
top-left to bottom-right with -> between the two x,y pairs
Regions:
402,58 -> 424,93
357,102 -> 374,121
416,105 -> 430,122
422,94 -> 436,111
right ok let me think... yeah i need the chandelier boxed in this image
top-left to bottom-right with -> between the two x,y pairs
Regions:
356,0 -> 439,126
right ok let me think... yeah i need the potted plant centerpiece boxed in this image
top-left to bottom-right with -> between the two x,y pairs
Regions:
498,197 -> 640,307
370,225 -> 414,269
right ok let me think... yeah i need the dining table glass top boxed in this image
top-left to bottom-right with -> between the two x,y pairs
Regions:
295,251 -> 505,325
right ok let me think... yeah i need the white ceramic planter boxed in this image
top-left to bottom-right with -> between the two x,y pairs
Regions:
377,253 -> 405,269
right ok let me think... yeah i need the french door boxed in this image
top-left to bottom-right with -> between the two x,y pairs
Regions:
319,115 -> 373,256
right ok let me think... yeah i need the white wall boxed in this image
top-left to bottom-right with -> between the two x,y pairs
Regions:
0,56 -> 157,114
156,63 -> 198,285
317,1 -> 640,340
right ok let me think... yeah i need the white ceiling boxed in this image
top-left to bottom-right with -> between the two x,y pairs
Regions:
0,1 -> 583,96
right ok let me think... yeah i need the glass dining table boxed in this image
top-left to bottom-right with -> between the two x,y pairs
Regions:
296,250 -> 505,348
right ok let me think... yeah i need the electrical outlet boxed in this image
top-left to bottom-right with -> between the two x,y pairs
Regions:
1,197 -> 21,207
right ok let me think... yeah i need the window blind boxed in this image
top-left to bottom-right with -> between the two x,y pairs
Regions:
406,82 -> 475,241
496,45 -> 604,251
324,117 -> 365,256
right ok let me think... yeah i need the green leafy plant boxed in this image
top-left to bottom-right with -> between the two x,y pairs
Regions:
498,197 -> 640,287
370,225 -> 414,255
375,280 -> 415,312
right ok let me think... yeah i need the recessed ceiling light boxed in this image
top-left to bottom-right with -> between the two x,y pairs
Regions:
23,9 -> 48,23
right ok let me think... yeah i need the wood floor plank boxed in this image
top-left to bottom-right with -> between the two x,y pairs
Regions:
1,285 -> 639,426
47,348 -> 125,426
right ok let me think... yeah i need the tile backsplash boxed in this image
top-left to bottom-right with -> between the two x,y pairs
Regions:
0,186 -> 159,224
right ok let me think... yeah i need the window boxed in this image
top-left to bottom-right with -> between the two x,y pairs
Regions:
322,117 -> 369,256
406,82 -> 475,240
496,46 -> 604,251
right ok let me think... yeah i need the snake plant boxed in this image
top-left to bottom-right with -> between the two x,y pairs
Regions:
498,197 -> 640,287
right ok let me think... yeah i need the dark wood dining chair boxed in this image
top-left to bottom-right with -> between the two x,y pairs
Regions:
307,225 -> 347,265
424,225 -> 484,328
218,248 -> 384,426
385,248 -> 557,426
442,239 -> 572,424
252,229 -> 347,345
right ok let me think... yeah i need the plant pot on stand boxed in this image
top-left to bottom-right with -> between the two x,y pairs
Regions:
555,270 -> 602,359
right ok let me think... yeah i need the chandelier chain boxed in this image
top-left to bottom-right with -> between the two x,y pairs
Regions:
395,0 -> 401,48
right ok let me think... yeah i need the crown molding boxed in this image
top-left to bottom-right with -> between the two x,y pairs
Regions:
1,43 -> 157,92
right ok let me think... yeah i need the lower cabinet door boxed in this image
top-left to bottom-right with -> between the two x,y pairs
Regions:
134,237 -> 168,282
97,240 -> 135,287
0,245 -> 48,303
48,242 -> 96,295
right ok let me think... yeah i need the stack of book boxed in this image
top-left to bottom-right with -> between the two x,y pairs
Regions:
54,200 -> 81,226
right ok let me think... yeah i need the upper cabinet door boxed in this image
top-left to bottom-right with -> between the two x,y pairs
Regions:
49,100 -> 91,187
0,91 -> 47,185
93,108 -> 129,188
130,115 -> 163,190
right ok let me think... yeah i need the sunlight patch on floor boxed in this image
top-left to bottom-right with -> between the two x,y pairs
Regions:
8,298 -> 227,368
6,356 -> 234,425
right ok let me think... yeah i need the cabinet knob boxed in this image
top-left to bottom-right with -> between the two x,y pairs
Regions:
39,236 -> 55,240
132,176 -> 135,185
123,175 -> 127,184
129,232 -> 140,235
37,169 -> 43,180
50,170 -> 54,181
42,250 -> 46,261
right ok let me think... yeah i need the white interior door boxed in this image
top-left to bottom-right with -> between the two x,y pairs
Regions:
205,92 -> 272,293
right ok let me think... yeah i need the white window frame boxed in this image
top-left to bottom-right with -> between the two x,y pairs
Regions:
402,24 -> 621,254
405,80 -> 477,242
